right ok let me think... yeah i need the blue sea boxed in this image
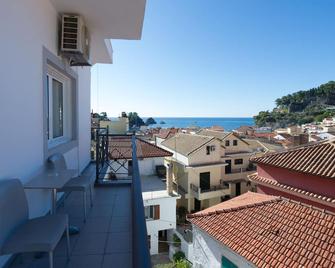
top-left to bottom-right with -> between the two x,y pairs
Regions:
146,117 -> 254,131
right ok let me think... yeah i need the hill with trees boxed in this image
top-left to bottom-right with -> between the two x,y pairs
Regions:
254,81 -> 335,127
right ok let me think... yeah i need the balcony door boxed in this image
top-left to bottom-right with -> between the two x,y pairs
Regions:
200,172 -> 210,191
225,160 -> 232,174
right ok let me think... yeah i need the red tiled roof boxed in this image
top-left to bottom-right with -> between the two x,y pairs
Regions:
108,136 -> 172,159
251,140 -> 335,179
249,173 -> 335,207
188,192 -> 335,268
156,128 -> 179,139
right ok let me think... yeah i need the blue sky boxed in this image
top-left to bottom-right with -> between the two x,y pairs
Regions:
91,0 -> 335,118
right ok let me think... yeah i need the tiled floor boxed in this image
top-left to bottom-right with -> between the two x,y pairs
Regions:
9,184 -> 132,268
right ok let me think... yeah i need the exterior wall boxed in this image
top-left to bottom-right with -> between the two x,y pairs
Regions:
257,164 -> 335,198
139,157 -> 164,176
100,117 -> 129,134
0,0 -> 91,266
143,196 -> 178,255
222,135 -> 251,154
192,226 -> 255,268
188,140 -> 221,166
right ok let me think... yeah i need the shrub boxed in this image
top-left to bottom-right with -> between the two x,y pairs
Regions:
173,251 -> 185,262
175,259 -> 191,268
172,234 -> 181,246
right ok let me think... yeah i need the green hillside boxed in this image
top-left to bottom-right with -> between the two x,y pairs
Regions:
254,81 -> 335,127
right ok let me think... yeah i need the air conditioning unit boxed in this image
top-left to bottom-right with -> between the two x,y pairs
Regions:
60,14 -> 91,66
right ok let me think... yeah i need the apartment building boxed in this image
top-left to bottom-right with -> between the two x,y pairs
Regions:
0,0 -> 150,267
186,139 -> 335,267
160,131 -> 265,213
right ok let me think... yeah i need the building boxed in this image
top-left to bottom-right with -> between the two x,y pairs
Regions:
155,128 -> 180,146
0,0 -> 150,267
100,113 -> 129,135
249,139 -> 335,212
160,131 -> 259,212
187,191 -> 335,268
233,126 -> 254,137
142,176 -> 179,255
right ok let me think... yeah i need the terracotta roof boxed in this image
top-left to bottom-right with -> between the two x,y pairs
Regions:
251,140 -> 335,179
249,173 -> 335,207
108,136 -> 172,159
197,129 -> 231,140
156,128 -> 179,139
161,133 -> 215,156
188,192 -> 335,268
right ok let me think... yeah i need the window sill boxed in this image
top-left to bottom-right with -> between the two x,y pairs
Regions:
46,139 -> 78,158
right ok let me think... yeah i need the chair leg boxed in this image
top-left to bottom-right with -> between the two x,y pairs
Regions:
49,251 -> 53,268
89,185 -> 93,208
83,191 -> 87,222
66,224 -> 71,260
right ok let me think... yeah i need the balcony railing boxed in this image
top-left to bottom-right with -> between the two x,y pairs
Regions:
228,166 -> 257,174
131,136 -> 151,268
190,183 -> 229,194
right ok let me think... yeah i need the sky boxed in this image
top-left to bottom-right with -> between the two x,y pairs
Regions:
91,0 -> 335,118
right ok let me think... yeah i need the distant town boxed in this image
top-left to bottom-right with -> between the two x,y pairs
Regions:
91,110 -> 335,267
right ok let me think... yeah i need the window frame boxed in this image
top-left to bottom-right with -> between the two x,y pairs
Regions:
43,47 -> 78,160
225,140 -> 230,147
233,140 -> 238,146
234,158 -> 243,165
46,67 -> 72,148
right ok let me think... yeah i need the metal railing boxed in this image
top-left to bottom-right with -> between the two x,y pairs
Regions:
131,135 -> 151,268
190,183 -> 229,194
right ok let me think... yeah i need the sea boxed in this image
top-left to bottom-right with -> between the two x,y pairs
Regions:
145,117 -> 254,131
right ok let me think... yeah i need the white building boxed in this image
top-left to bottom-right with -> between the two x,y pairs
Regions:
0,0 -> 146,266
142,176 -> 179,255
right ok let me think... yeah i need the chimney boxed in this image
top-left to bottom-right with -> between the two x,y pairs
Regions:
166,163 -> 173,195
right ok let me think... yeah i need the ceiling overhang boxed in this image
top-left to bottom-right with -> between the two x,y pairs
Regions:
50,0 -> 146,64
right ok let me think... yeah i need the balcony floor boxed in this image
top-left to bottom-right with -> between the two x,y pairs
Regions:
9,184 -> 132,268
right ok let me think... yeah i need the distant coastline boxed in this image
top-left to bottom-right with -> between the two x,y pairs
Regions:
143,117 -> 254,131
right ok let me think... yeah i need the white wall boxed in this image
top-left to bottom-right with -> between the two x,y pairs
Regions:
192,226 -> 255,268
139,157 -> 164,176
143,196 -> 178,255
0,0 -> 91,266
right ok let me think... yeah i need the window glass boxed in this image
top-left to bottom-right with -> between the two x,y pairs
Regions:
52,79 -> 64,138
234,159 -> 243,165
233,140 -> 238,146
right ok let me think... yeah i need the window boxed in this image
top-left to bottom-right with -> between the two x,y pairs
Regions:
225,140 -> 230,146
221,256 -> 237,268
206,145 -> 216,155
234,159 -> 243,165
233,140 -> 238,146
46,66 -> 73,148
144,205 -> 160,220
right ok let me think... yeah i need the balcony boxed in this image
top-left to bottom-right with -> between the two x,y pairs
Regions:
8,136 -> 151,268
224,166 -> 257,181
190,183 -> 230,200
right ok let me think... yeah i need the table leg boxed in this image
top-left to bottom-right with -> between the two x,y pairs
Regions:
51,188 -> 57,215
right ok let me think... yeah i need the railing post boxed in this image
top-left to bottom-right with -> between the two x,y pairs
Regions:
95,128 -> 99,183
131,135 -> 151,268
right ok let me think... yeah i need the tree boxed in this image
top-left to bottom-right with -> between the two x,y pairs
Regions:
128,112 -> 145,128
145,117 -> 157,126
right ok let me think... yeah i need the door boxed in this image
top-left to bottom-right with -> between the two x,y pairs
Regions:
128,160 -> 133,175
194,198 -> 201,212
225,160 -> 232,174
235,182 -> 241,196
200,172 -> 210,191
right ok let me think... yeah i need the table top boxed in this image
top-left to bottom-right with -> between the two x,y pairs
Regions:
24,169 -> 77,190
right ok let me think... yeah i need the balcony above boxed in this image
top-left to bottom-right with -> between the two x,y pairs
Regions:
190,183 -> 230,201
50,0 -> 146,64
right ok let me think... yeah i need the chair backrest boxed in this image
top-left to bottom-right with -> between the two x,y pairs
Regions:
47,153 -> 67,171
0,179 -> 29,252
